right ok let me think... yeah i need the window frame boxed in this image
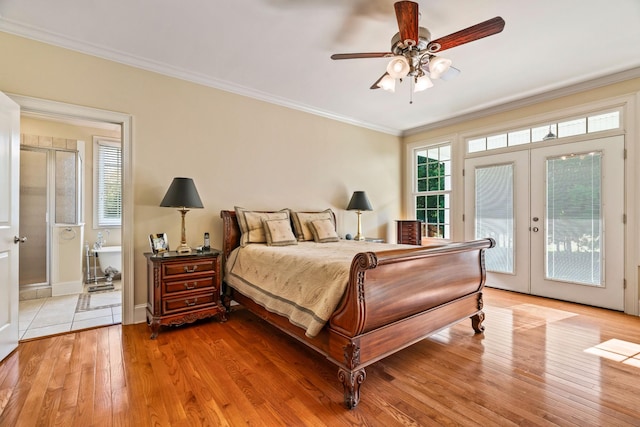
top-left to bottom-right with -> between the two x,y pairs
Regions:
411,141 -> 453,240
93,136 -> 122,228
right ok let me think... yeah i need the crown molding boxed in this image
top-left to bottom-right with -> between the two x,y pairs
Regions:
403,66 -> 640,137
0,19 -> 402,136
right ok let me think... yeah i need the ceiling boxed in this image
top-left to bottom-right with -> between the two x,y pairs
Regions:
1,0 -> 640,136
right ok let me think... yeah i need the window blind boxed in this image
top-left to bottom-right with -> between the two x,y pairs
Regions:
95,139 -> 121,227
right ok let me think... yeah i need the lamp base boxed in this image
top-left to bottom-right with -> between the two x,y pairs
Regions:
176,243 -> 191,254
354,234 -> 365,241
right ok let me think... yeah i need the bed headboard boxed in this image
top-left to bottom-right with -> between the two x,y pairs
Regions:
220,210 -> 241,260
219,209 -> 338,260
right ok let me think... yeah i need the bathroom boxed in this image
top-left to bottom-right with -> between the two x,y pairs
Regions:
18,114 -> 123,339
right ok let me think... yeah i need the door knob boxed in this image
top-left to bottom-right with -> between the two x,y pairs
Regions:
14,236 -> 27,244
532,227 -> 539,232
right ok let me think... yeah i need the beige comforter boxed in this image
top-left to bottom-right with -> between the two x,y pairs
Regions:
225,241 -> 406,337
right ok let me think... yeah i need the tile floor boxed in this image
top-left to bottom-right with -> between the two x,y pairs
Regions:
18,281 -> 122,340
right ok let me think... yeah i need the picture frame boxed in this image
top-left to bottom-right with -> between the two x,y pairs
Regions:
149,233 -> 169,254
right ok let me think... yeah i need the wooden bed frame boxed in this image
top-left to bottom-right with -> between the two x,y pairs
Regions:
220,210 -> 495,409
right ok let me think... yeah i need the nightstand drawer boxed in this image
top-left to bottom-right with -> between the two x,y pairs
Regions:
164,277 -> 215,294
162,259 -> 215,277
163,292 -> 216,314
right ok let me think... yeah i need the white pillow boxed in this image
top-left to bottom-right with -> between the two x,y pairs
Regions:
263,218 -> 298,246
309,218 -> 340,243
235,207 -> 290,247
291,209 -> 335,241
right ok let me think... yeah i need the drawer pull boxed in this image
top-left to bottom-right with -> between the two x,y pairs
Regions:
184,265 -> 198,273
184,282 -> 196,290
185,298 -> 197,306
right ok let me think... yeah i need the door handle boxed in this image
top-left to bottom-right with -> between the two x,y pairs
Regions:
532,227 -> 539,232
14,236 -> 27,244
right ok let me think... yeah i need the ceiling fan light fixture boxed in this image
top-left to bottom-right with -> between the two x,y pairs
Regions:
386,55 -> 410,79
429,56 -> 452,79
414,75 -> 434,92
377,74 -> 396,92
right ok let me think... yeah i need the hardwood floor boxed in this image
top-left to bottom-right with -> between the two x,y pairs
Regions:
2,288 -> 640,426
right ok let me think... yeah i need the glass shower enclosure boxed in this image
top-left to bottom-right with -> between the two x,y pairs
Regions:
19,140 -> 83,298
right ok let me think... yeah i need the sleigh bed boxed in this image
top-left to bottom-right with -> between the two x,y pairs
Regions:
220,209 -> 494,409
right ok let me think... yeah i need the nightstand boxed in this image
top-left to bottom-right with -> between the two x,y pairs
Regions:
145,250 -> 227,339
396,220 -> 422,245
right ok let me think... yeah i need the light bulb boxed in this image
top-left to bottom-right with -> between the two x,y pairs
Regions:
377,74 -> 396,92
386,56 -> 410,79
414,75 -> 433,92
429,57 -> 452,79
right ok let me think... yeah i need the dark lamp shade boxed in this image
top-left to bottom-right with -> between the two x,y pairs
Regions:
160,177 -> 204,208
347,191 -> 373,211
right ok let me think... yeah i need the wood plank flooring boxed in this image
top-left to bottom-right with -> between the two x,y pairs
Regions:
2,288 -> 640,426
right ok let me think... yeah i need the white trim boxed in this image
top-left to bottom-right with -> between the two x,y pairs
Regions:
404,67 -> 640,137
9,93 -> 137,325
0,21 -> 400,137
134,303 -> 147,324
629,91 -> 639,316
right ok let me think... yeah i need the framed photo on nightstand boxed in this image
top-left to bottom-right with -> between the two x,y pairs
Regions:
149,233 -> 169,254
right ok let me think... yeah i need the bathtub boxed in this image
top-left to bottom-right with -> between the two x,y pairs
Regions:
93,245 -> 122,280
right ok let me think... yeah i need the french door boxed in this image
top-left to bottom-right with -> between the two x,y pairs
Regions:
465,136 -> 625,310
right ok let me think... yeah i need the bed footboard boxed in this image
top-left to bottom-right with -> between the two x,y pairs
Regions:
220,209 -> 494,409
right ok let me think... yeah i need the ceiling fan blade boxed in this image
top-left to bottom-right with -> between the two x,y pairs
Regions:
394,1 -> 419,45
331,52 -> 392,60
428,16 -> 505,52
370,73 -> 388,90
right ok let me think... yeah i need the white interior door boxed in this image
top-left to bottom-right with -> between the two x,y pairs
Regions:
0,92 -> 20,362
530,137 -> 625,310
465,136 -> 625,310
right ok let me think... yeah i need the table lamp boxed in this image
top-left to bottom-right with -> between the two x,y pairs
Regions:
347,191 -> 373,241
160,177 -> 203,253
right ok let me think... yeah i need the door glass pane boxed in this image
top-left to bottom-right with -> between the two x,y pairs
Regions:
546,152 -> 602,286
55,150 -> 77,224
475,164 -> 514,273
19,149 -> 48,286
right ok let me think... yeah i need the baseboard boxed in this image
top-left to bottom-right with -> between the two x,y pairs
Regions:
51,280 -> 83,296
133,303 -> 147,324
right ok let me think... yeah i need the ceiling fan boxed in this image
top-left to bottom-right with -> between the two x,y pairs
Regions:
331,1 -> 505,97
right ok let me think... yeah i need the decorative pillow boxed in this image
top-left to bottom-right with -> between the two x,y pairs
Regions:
262,218 -> 298,246
291,209 -> 335,241
309,218 -> 340,243
235,207 -> 290,247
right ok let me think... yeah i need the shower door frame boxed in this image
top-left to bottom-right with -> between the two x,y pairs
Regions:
19,143 -> 84,292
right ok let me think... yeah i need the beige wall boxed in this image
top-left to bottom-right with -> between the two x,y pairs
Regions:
0,32 -> 401,308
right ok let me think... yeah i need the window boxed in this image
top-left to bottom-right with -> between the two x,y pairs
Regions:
94,137 -> 121,227
467,109 -> 621,154
414,143 -> 451,239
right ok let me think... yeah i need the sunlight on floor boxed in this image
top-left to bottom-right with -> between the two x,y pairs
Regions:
584,338 -> 640,367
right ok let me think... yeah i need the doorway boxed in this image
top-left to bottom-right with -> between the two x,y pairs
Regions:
465,135 -> 625,310
18,114 -> 124,339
